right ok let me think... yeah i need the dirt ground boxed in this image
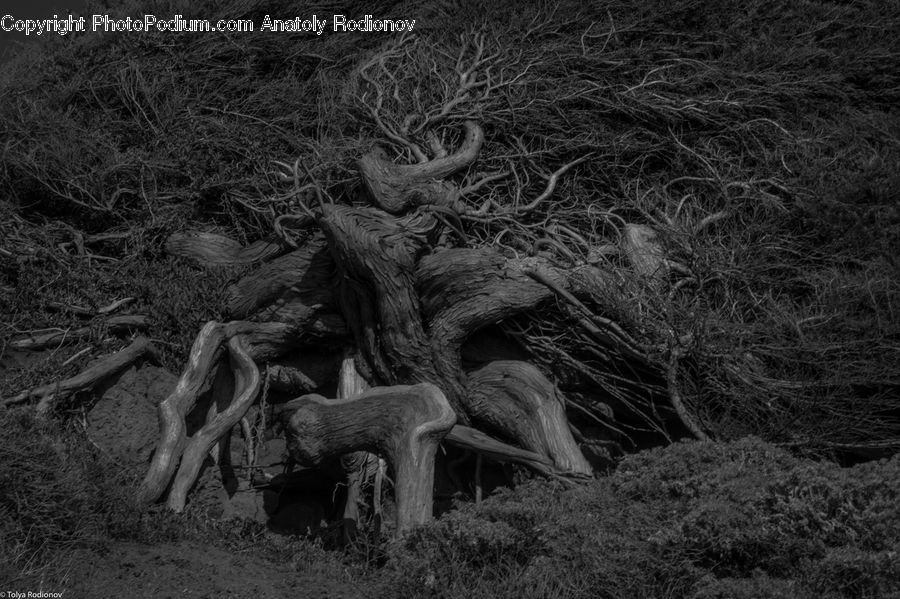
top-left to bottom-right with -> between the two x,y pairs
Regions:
57,540 -> 365,599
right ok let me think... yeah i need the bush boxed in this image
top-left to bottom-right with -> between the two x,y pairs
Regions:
379,439 -> 900,598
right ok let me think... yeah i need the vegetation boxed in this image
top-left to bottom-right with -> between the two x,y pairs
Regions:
3,412 -> 898,596
1,0 -> 899,594
381,438 -> 900,598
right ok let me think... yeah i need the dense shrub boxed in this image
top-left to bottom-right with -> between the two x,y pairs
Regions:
379,438 -> 900,599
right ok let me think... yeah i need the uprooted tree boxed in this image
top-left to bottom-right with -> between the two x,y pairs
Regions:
10,24 -> 897,535
130,33 -> 696,532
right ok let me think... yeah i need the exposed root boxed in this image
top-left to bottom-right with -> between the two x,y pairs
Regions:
165,335 -> 261,511
667,349 -> 710,442
464,360 -> 592,475
444,425 -> 588,484
3,336 -> 158,414
282,383 -> 457,534
165,231 -> 286,266
136,320 -> 301,508
10,315 -> 148,350
336,353 -> 375,542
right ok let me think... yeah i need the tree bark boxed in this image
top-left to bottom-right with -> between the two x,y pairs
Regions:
224,236 -> 333,319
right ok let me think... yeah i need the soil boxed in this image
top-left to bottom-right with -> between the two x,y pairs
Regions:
61,540 -> 365,599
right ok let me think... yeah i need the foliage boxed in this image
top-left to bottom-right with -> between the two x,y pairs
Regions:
379,438 -> 900,599
2,406 -> 897,597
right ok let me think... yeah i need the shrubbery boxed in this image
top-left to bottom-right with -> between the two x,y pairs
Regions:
0,407 -> 315,585
2,411 -> 896,598
379,438 -> 900,599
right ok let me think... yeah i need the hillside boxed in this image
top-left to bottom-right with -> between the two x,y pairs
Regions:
1,0 -> 899,596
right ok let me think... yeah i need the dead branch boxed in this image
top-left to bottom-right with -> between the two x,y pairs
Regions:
10,314 -> 148,350
3,337 -> 158,414
667,348 -> 710,441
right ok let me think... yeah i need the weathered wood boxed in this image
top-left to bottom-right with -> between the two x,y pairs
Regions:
166,335 -> 261,511
224,236 -> 333,319
358,121 -> 482,213
335,353 -> 376,542
620,223 -> 666,287
4,336 -> 158,412
443,425 -> 556,477
165,231 -> 286,266
137,320 -> 310,507
10,314 -> 148,350
465,361 -> 592,475
416,249 -> 565,351
282,383 -> 456,533
320,204 -> 441,388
